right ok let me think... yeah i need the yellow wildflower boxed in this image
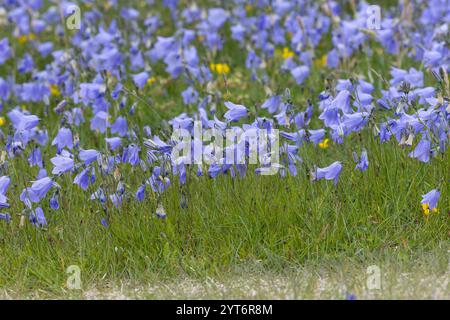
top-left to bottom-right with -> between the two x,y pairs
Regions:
318,138 -> 330,149
147,77 -> 156,85
223,64 -> 230,74
282,47 -> 294,60
245,5 -> 252,13
216,63 -> 230,74
17,33 -> 36,44
50,84 -> 61,97
421,203 -> 438,216
210,63 -> 230,74
314,54 -> 328,68
0,117 -> 5,126
17,35 -> 28,44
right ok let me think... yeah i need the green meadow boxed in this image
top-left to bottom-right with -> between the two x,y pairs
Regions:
0,1 -> 448,299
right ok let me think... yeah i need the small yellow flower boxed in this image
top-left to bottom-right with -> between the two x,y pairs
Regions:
421,203 -> 430,215
0,117 -> 5,126
318,138 -> 330,149
50,84 -> 61,97
210,63 -> 230,75
421,203 -> 438,216
216,63 -> 230,74
17,35 -> 28,44
282,47 -> 294,60
147,77 -> 156,86
17,33 -> 36,44
314,54 -> 328,68
197,35 -> 204,42
245,4 -> 252,13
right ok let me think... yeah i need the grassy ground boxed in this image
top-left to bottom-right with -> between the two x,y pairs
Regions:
0,1 -> 448,298
1,249 -> 448,299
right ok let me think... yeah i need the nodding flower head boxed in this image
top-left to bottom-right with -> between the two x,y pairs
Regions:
311,161 -> 343,186
111,116 -> 128,137
135,184 -> 146,202
291,65 -> 309,85
51,154 -> 74,175
421,189 -> 440,215
409,139 -> 431,163
132,71 -> 149,89
50,195 -> 60,210
353,149 -> 369,171
0,194 -> 9,209
224,101 -> 248,122
30,176 -> 54,201
156,203 -> 167,219
91,187 -> 107,204
7,109 -> 39,131
0,213 -> 11,222
0,176 -> 11,196
28,146 -> 43,167
74,167 -> 91,190
124,144 -> 140,166
52,127 -> 73,151
20,177 -> 55,205
79,149 -> 99,165
29,207 -> 47,227
106,137 -> 122,151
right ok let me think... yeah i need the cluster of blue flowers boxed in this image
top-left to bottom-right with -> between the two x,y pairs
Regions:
0,0 -> 447,226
